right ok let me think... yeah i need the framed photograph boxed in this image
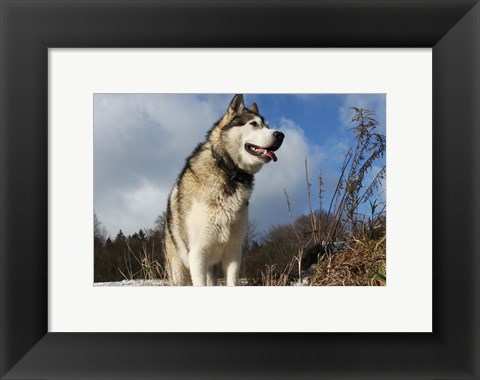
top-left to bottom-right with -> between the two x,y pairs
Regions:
49,50 -> 430,333
1,0 -> 479,379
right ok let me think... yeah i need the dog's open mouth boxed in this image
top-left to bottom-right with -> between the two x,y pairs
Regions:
245,143 -> 278,162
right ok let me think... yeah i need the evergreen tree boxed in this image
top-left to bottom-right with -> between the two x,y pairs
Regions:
115,230 -> 125,242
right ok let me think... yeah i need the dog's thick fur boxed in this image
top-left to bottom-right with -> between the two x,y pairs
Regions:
164,94 -> 284,286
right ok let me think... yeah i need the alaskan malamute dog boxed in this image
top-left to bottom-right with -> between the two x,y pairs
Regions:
164,94 -> 284,286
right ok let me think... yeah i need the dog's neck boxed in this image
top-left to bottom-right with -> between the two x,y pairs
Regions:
210,148 -> 253,187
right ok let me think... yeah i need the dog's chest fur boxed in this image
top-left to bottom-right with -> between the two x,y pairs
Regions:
188,156 -> 251,244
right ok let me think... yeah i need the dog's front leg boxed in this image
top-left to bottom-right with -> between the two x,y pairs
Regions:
188,250 -> 208,286
222,249 -> 241,286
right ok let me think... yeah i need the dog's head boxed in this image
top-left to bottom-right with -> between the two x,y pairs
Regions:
216,94 -> 284,174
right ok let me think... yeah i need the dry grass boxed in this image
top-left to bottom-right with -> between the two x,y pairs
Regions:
310,234 -> 386,286
261,261 -> 295,286
258,229 -> 386,286
118,239 -> 168,281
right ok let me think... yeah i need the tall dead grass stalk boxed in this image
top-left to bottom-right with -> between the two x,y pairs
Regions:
118,239 -> 166,280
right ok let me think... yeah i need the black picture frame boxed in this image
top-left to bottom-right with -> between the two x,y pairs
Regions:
1,0 -> 479,379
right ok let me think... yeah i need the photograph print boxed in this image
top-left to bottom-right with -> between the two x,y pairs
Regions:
94,93 -> 386,286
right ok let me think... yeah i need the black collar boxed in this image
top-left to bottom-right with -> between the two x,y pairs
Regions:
211,148 -> 253,186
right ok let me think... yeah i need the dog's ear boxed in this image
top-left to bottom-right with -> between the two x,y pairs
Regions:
249,103 -> 259,114
219,94 -> 245,129
227,94 -> 245,116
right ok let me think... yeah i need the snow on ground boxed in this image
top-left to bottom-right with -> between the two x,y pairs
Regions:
94,278 -> 258,286
94,279 -> 169,286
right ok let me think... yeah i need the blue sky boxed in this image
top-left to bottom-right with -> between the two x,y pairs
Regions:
94,94 -> 386,236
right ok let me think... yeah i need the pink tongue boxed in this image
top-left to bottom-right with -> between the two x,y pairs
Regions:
260,148 -> 277,162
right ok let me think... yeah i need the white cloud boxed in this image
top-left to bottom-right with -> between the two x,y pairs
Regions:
96,180 -> 170,236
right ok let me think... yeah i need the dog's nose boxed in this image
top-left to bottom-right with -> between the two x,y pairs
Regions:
273,131 -> 285,140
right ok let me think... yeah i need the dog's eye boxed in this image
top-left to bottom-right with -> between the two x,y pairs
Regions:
250,121 -> 259,127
